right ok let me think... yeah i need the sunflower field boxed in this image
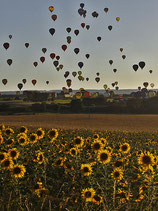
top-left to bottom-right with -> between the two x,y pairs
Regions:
0,124 -> 158,210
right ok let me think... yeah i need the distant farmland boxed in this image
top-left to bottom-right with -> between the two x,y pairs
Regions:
1,114 -> 158,132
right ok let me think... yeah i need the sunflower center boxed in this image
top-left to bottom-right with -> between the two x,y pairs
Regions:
83,167 -> 89,173
50,131 -> 55,137
100,153 -> 108,160
10,151 -> 17,157
20,138 -> 25,143
75,139 -> 81,144
13,167 -> 21,174
94,143 -> 100,150
85,191 -> 91,198
7,139 -> 13,145
114,171 -> 120,178
30,135 -> 36,141
71,149 -> 76,155
122,145 -> 127,151
20,128 -> 26,132
37,131 -> 42,136
6,130 -> 11,135
142,156 -> 151,164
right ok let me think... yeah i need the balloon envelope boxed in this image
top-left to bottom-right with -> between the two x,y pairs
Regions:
3,43 -> 10,50
32,80 -> 37,86
17,83 -> 23,90
78,62 -> 84,69
139,61 -> 145,69
49,28 -> 55,36
133,64 -> 139,71
7,59 -> 12,66
2,79 -> 7,85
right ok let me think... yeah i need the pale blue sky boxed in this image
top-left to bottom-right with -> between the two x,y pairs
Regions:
0,0 -> 158,91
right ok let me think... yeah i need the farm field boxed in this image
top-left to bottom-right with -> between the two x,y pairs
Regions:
1,114 -> 158,131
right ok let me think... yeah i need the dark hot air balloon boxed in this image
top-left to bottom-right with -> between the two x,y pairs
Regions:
78,62 -> 84,69
32,80 -> 37,86
7,59 -> 12,66
49,28 -> 55,36
22,79 -> 26,84
25,43 -> 29,48
33,62 -> 38,67
3,43 -> 10,50
42,48 -> 47,54
139,61 -> 145,69
74,48 -> 80,54
62,45 -> 67,51
40,57 -> 45,63
133,64 -> 139,71
50,53 -> 56,59
17,83 -> 23,90
2,79 -> 7,85
108,25 -> 112,31
74,30 -> 79,36
51,14 -> 57,21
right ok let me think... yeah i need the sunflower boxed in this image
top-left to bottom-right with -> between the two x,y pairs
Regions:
36,128 -> 45,139
0,135 -> 3,144
86,137 -> 91,144
54,157 -> 65,167
117,189 -> 131,203
100,138 -> 107,145
17,132 -> 27,138
92,194 -> 103,205
74,137 -> 84,148
29,133 -> 38,144
34,181 -> 43,191
111,169 -> 124,181
8,148 -> 20,160
12,164 -> 26,178
91,140 -> 104,153
113,160 -> 124,169
2,158 -> 14,170
0,124 -> 5,131
5,128 -> 14,136
120,143 -> 130,154
97,150 -> 111,164
47,129 -> 58,140
69,148 -> 78,156
82,188 -> 96,202
18,136 -> 28,146
6,138 -> 15,147
81,164 -> 92,176
36,152 -> 45,164
138,151 -> 155,167
19,126 -> 28,134
0,152 -> 8,163
93,133 -> 99,140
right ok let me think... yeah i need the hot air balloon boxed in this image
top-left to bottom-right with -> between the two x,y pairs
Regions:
64,71 -> 70,78
67,36 -> 71,41
113,69 -> 117,73
49,6 -> 54,13
25,43 -> 29,48
115,86 -> 119,91
78,76 -> 83,81
50,53 -> 56,59
56,67 -> 60,71
3,43 -> 10,50
22,79 -> 26,84
133,64 -> 139,72
86,77 -> 89,81
108,25 -> 112,31
17,83 -> 23,90
72,72 -> 77,77
139,61 -> 145,69
116,17 -> 120,22
2,79 -> 7,85
59,64 -> 64,69
86,25 -> 90,30
80,3 -> 85,8
33,62 -> 38,67
104,8 -> 109,13
122,55 -> 126,59
97,36 -> 101,42
143,82 -> 148,88
78,71 -> 82,76
42,48 -> 47,54
56,56 -> 60,60
109,60 -> 113,65
74,30 -> 79,36
66,27 -> 71,33
7,59 -> 12,66
138,86 -> 141,91
51,14 -> 57,21
150,83 -> 154,88
103,84 -> 107,89
53,61 -> 59,67
40,57 -> 45,63
81,23 -> 85,28
92,11 -> 99,18
78,8 -> 85,16
62,45 -> 67,51
112,83 -> 115,87
9,35 -> 12,39
120,48 -> 123,52
85,54 -> 90,59
96,72 -> 100,76
49,28 -> 55,36
95,77 -> 100,83
115,81 -> 118,85
66,79 -> 72,87
149,70 -> 153,74
78,62 -> 84,69
46,81 -> 49,85
32,80 -> 37,86
74,48 -> 80,54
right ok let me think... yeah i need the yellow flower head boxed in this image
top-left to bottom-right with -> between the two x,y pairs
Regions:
120,143 -> 130,154
82,188 -> 96,202
111,169 -> 124,181
47,129 -> 58,140
12,164 -> 26,178
97,150 -> 111,164
36,128 -> 45,139
81,164 -> 92,176
138,151 -> 155,167
74,136 -> 84,148
91,140 -> 104,153
8,148 -> 20,160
